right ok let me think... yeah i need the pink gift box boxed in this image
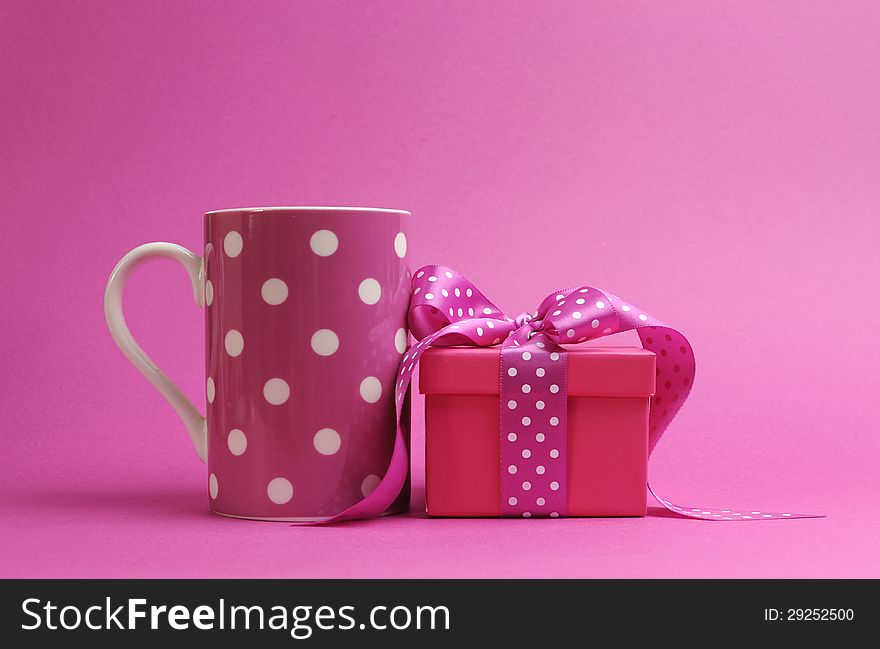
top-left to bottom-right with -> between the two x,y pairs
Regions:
420,346 -> 656,517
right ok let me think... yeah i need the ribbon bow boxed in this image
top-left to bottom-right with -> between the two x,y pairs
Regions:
325,265 -> 819,522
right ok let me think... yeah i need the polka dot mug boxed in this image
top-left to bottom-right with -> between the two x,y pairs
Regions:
105,207 -> 412,520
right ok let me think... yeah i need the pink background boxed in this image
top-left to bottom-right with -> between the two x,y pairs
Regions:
2,1 -> 878,577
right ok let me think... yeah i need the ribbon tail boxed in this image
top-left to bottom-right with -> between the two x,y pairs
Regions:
553,287 -> 823,522
307,329 -> 448,524
648,484 -> 824,521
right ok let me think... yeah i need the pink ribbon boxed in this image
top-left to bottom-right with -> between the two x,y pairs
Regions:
325,265 -> 820,522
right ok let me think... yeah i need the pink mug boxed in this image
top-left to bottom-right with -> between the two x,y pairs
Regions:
104,207 -> 412,520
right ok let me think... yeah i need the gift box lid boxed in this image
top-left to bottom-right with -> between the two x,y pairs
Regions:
419,346 -> 655,397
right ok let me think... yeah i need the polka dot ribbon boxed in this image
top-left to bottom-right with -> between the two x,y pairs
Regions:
322,266 -> 820,522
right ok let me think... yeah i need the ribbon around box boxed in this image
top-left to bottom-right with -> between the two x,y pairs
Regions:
322,265 -> 820,522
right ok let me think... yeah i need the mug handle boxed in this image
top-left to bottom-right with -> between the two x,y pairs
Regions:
104,242 -> 208,462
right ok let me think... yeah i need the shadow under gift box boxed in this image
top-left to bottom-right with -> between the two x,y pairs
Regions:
420,346 -> 656,517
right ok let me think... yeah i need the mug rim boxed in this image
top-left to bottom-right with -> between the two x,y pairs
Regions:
205,206 -> 411,216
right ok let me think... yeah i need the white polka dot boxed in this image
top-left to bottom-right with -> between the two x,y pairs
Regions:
522,512 -> 532,518
476,327 -> 484,336
556,294 -> 564,300
639,314 -> 648,321
579,288 -> 589,293
567,329 -> 575,337
522,449 -> 531,459
425,293 -> 435,300
223,231 -> 243,257
466,289 -> 473,297
508,367 -> 518,377
536,368 -> 545,377
487,321 -> 494,329
310,230 -> 338,256
261,278 -> 289,305
428,275 -> 437,282
621,305 -> 631,312
361,474 -> 381,497
603,327 -> 613,334
311,329 -> 339,356
552,310 -> 562,316
595,301 -> 605,309
358,278 -> 382,305
359,376 -> 382,403
507,433 -> 517,442
468,307 -> 474,316
507,400 -> 517,409
536,497 -> 545,506
535,342 -> 544,348
591,319 -> 600,328
205,280 -> 214,306
522,481 -> 532,491
535,433 -> 545,442
550,352 -> 560,361
522,352 -> 531,361
550,512 -> 559,518
416,270 -> 424,278
267,477 -> 293,504
206,377 -> 215,403
508,496 -> 518,506
536,465 -> 545,475
393,232 -> 407,258
394,328 -> 407,354
209,473 -> 218,499
441,288 -> 449,297
535,400 -> 545,410
550,448 -> 559,458
443,271 -> 453,279
550,384 -> 559,393
483,308 -> 493,314
313,428 -> 341,455
576,298 -> 585,305
550,481 -> 560,491
521,417 -> 531,426
572,312 -> 582,319
224,330 -> 244,357
508,464 -> 518,475
263,378 -> 290,405
227,429 -> 247,455
782,513 -> 792,517
521,384 -> 531,394
456,307 -> 462,316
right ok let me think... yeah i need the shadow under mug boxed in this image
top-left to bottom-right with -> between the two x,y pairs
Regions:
105,207 -> 412,520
